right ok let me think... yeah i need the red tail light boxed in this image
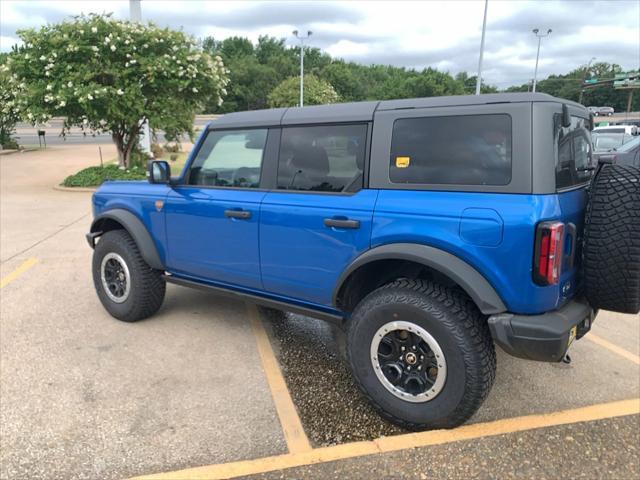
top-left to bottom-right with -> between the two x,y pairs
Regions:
533,221 -> 565,285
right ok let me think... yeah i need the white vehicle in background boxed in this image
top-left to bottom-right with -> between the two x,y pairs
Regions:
593,125 -> 639,136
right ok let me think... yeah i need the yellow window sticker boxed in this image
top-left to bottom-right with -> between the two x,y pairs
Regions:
396,156 -> 410,168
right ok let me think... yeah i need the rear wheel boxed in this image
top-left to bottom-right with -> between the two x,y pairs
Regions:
347,279 -> 496,430
92,229 -> 166,322
584,164 -> 640,314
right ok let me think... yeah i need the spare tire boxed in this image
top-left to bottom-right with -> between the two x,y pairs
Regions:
583,164 -> 640,314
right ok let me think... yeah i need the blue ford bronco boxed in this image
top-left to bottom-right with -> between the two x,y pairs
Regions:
88,93 -> 640,429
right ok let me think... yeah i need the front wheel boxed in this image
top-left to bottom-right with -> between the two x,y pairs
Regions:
92,229 -> 166,322
347,279 -> 496,430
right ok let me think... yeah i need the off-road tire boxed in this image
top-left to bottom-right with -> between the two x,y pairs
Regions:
92,229 -> 166,322
584,164 -> 640,314
347,279 -> 496,430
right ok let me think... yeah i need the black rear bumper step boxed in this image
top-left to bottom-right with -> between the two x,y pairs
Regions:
488,299 -> 595,362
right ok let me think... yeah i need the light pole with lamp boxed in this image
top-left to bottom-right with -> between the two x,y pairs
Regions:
475,0 -> 489,95
129,0 -> 151,155
532,28 -> 552,93
292,30 -> 312,107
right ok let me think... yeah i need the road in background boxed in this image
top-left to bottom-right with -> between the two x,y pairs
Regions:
12,115 -> 218,146
11,111 -> 639,146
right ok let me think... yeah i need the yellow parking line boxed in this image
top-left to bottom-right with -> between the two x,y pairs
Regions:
587,333 -> 640,365
247,303 -> 312,454
0,258 -> 38,289
134,398 -> 640,480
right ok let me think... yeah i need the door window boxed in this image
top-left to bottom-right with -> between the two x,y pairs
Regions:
188,129 -> 267,188
277,124 -> 367,192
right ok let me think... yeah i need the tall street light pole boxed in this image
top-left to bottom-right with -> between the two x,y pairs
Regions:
475,0 -> 489,95
129,0 -> 151,155
532,28 -> 552,93
578,57 -> 596,105
293,30 -> 312,107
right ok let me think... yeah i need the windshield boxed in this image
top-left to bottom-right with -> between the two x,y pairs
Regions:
592,133 -> 629,151
616,136 -> 640,152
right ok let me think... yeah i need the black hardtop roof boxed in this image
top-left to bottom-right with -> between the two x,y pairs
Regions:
208,92 -> 583,129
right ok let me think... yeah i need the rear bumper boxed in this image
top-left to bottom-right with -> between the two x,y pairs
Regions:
488,299 -> 595,362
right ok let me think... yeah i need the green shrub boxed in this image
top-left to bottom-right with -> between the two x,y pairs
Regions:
164,142 -> 182,153
150,143 -> 164,159
62,164 -> 146,187
1,137 -> 19,150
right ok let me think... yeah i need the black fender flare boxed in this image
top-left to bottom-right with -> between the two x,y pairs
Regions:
333,243 -> 507,315
88,209 -> 164,270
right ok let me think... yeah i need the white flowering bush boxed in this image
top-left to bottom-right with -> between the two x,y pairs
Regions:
0,55 -> 28,148
9,14 -> 229,167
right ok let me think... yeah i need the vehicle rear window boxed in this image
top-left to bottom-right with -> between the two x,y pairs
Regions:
277,124 -> 367,193
555,115 -> 594,189
389,114 -> 512,186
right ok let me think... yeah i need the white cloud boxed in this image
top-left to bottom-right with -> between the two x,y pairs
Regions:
1,0 -> 638,87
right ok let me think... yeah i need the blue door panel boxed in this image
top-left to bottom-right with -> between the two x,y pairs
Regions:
165,187 -> 266,289
556,188 -> 589,300
260,189 -> 378,305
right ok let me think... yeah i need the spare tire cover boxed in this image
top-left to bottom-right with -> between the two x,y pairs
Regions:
583,164 -> 640,314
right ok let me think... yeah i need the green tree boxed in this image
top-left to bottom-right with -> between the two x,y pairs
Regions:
9,14 -> 228,167
268,74 -> 339,108
455,71 -> 498,94
320,61 -> 367,102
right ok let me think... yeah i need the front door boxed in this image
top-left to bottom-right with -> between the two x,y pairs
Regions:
164,128 -> 270,290
259,123 -> 377,306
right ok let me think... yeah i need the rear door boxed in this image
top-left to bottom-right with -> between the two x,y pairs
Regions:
553,111 -> 594,299
259,123 -> 378,306
164,128 -> 275,289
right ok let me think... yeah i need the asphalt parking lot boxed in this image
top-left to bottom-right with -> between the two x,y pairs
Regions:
1,145 -> 639,479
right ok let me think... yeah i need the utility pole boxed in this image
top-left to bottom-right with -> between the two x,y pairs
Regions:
293,30 -> 312,107
578,57 -> 596,105
532,28 -> 551,93
129,0 -> 151,155
129,0 -> 141,20
475,0 -> 489,95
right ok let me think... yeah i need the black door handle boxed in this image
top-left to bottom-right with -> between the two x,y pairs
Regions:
224,209 -> 251,220
324,218 -> 360,229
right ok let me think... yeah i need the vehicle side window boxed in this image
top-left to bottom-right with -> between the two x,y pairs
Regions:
277,124 -> 367,193
554,115 -> 593,189
188,129 -> 267,188
389,114 -> 512,186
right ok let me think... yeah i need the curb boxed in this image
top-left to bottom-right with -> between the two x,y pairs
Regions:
53,184 -> 97,193
0,148 -> 42,156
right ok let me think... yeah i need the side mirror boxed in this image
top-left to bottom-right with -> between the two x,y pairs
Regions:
597,154 -> 615,165
147,160 -> 171,184
561,104 -> 572,128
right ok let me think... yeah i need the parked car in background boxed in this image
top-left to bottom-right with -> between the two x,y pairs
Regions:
593,125 -> 638,136
596,136 -> 640,167
595,106 -> 614,116
587,106 -> 599,115
592,132 -> 633,152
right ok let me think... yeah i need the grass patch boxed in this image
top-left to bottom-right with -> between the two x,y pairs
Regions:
163,151 -> 190,174
62,164 -> 146,187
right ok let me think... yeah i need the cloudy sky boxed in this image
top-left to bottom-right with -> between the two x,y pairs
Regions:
1,0 -> 638,87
